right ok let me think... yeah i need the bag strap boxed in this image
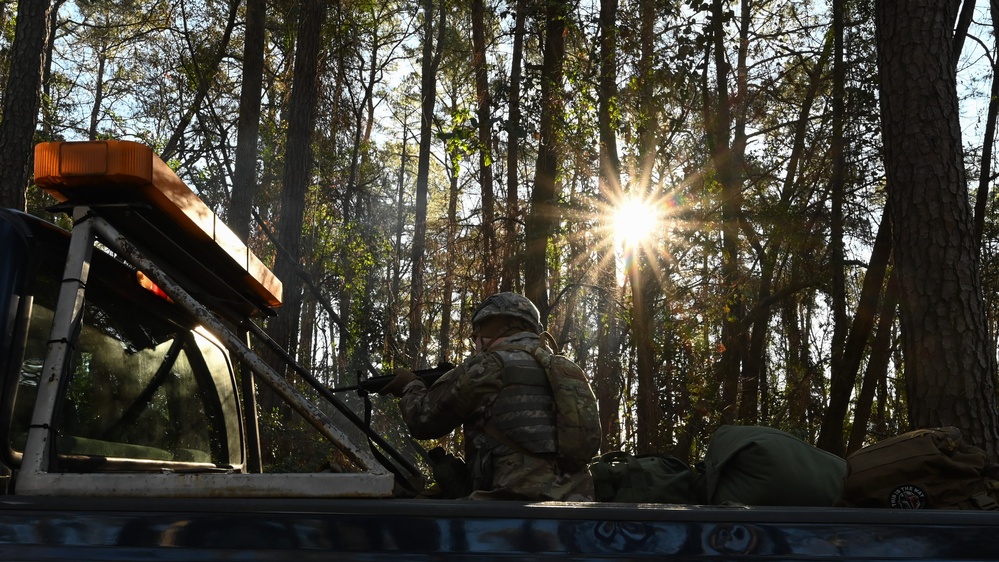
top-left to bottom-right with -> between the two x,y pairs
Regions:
589,452 -> 651,502
958,480 -> 999,510
590,452 -> 626,501
624,454 -> 654,499
969,493 -> 999,510
490,342 -> 561,409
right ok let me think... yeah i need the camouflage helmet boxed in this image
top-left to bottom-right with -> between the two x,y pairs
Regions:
471,292 -> 543,333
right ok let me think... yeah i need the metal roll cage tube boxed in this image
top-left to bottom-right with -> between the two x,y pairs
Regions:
87,212 -> 388,475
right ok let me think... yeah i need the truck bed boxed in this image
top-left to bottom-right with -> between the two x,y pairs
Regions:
2,496 -> 998,560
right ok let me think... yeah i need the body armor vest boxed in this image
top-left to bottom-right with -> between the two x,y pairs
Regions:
482,348 -> 557,456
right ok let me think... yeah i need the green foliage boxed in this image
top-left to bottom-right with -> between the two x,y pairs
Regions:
258,406 -> 341,473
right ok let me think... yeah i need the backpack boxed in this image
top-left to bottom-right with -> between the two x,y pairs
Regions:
589,451 -> 698,503
697,425 -> 847,506
837,427 -> 999,509
529,345 -> 601,473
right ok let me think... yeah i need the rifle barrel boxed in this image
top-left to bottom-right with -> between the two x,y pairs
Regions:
329,362 -> 456,394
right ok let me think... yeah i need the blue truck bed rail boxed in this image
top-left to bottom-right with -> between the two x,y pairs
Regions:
3,496 -> 999,560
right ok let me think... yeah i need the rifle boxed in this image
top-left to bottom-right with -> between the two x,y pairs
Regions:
330,362 -> 457,394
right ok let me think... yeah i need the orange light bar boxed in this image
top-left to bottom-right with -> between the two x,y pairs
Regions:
34,140 -> 283,311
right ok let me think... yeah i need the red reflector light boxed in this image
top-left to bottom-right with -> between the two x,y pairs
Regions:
136,271 -> 174,303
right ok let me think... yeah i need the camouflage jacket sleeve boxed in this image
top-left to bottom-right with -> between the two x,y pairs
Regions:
398,352 -> 506,440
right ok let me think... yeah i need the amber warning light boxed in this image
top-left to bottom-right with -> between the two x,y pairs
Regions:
33,140 -> 283,313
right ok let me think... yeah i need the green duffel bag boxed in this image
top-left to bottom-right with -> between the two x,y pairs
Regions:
697,425 -> 847,506
589,451 -> 698,504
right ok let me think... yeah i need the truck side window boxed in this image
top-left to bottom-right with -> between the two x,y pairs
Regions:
55,309 -> 228,466
10,254 -> 240,470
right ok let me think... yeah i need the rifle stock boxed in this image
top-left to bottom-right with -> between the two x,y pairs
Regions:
331,362 -> 456,394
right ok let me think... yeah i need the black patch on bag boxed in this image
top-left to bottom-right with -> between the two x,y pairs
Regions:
889,484 -> 928,509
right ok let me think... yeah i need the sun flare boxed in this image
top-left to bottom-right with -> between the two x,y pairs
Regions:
611,197 -> 661,248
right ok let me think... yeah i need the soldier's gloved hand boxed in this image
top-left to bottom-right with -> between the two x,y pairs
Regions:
379,368 -> 417,397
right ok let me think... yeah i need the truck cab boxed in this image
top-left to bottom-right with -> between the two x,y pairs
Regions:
0,139 -> 396,498
0,206 -> 242,481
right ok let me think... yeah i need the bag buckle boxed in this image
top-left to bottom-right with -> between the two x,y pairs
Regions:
970,492 -> 999,510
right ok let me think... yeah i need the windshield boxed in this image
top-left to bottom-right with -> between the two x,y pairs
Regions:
9,244 -> 242,470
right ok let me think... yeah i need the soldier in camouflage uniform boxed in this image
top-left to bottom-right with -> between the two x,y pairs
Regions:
381,292 -> 595,500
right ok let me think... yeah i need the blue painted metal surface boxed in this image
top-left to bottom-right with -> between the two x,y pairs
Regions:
3,497 -> 999,560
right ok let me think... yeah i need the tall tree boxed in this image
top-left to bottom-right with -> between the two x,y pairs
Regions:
269,0 -> 327,361
405,0 -> 446,366
229,0 -> 266,241
471,0 -> 497,295
595,0 -> 623,452
631,0 -> 661,453
732,0 -> 757,425
39,1 -> 62,141
816,0 -> 851,456
973,0 -> 999,252
500,0 -> 526,293
0,0 -> 54,211
876,0 -> 999,458
524,0 -> 568,321
706,0 -> 745,425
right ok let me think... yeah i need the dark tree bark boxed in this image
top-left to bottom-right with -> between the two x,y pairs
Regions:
632,0 -> 661,454
595,0 -> 623,452
524,0 -> 567,322
848,269 -> 900,454
269,0 -> 327,361
817,0 -> 850,454
230,0 -> 266,241
39,1 -> 64,141
405,0 -> 446,366
0,0 -> 54,211
876,0 -> 999,458
731,0 -> 755,424
500,0 -> 526,293
471,0 -> 497,295
706,0 -> 745,426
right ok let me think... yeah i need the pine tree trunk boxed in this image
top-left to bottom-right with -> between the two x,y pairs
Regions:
269,0 -> 326,362
595,0 -> 623,452
706,0 -> 744,425
877,0 -> 999,458
471,0 -> 496,295
525,1 -> 567,320
405,0 -> 445,366
230,0 -> 266,241
500,0 -> 526,293
0,0 -> 53,211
